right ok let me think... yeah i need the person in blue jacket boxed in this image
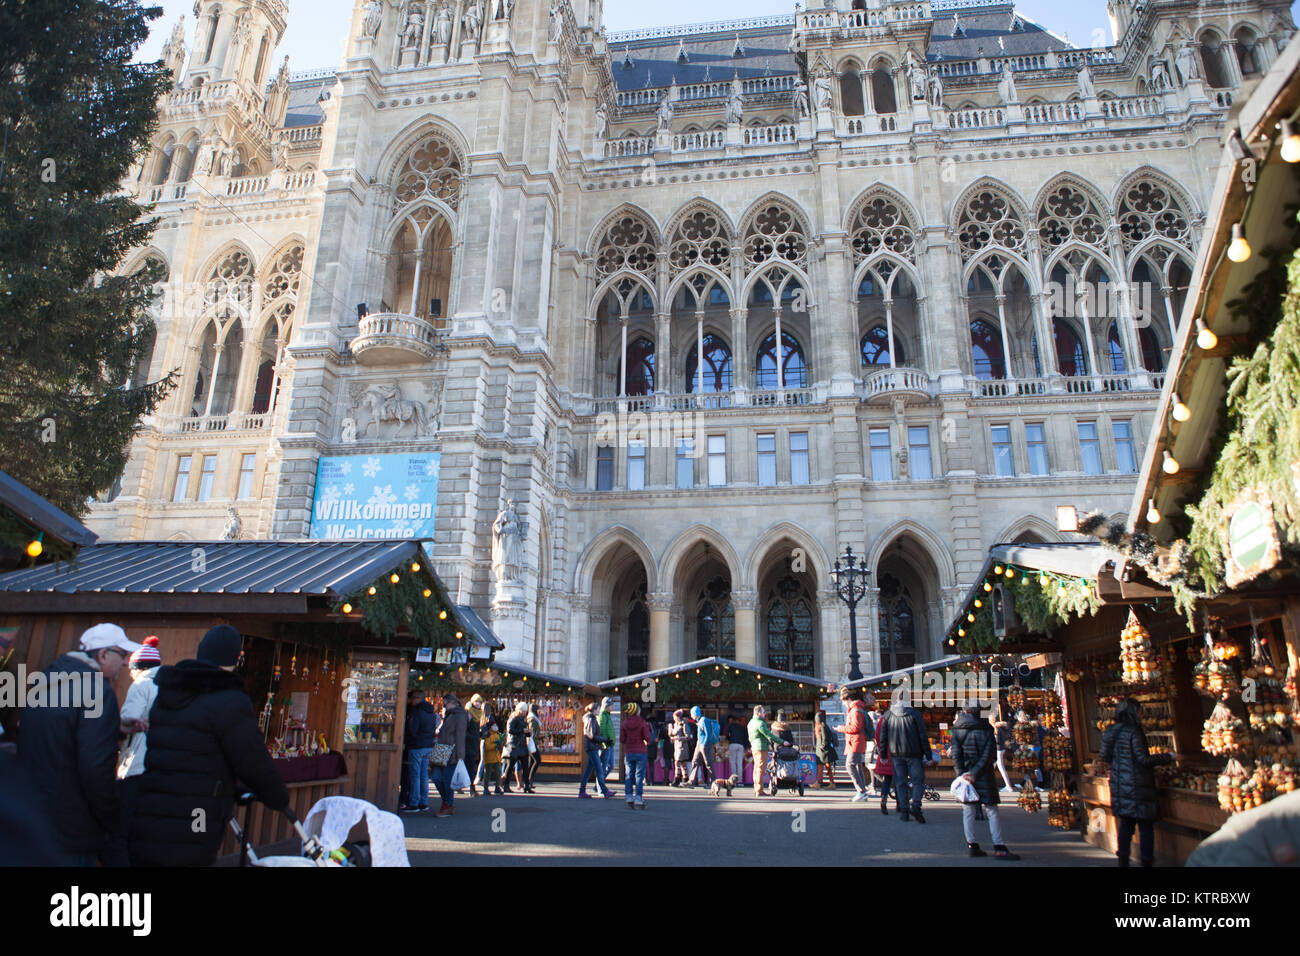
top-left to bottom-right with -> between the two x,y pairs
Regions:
688,705 -> 720,786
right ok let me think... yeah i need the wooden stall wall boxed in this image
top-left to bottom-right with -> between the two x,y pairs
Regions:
340,653 -> 408,812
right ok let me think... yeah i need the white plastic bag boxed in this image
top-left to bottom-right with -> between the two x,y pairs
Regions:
527,737 -> 537,754
451,758 -> 471,790
950,775 -> 979,803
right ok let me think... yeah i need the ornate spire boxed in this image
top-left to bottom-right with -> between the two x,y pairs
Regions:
676,37 -> 688,63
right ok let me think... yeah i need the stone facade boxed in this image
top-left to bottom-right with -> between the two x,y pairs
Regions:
89,0 -> 1297,683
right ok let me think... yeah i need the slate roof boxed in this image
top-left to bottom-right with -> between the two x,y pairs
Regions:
283,74 -> 333,128
929,3 -> 1072,60
0,470 -> 98,550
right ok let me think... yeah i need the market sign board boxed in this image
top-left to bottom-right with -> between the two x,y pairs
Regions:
309,452 -> 440,540
1225,495 -> 1281,589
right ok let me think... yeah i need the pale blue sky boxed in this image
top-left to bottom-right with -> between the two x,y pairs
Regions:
135,1 -> 1151,72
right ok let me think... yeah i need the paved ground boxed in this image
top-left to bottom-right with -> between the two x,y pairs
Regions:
402,780 -> 1116,866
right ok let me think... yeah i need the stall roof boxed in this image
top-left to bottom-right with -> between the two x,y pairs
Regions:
0,469 -> 98,549
841,654 -> 981,690
599,656 -> 834,690
452,603 -> 506,652
410,657 -> 598,695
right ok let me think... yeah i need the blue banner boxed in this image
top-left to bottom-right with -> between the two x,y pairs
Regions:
309,452 -> 440,540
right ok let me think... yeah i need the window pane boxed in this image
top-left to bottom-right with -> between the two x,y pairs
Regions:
870,429 -> 892,481
908,426 -> 931,479
676,439 -> 694,488
991,425 -> 1013,477
757,433 -> 776,486
628,442 -> 646,490
237,453 -> 256,499
596,446 -> 614,490
1026,424 -> 1048,476
198,456 -> 216,501
1113,421 -> 1135,473
790,432 -> 809,485
1078,423 -> 1102,475
173,456 -> 192,502
708,436 -> 726,486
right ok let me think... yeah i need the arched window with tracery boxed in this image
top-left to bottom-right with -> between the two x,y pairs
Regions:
742,203 -> 808,272
1036,181 -> 1108,251
876,573 -> 916,672
685,333 -> 732,393
1199,31 -> 1232,88
956,186 -> 1028,263
696,577 -> 735,658
251,242 -> 303,414
861,325 -> 901,367
969,319 -> 1006,379
1235,27 -> 1263,76
1117,177 -> 1192,254
619,336 -> 655,396
870,59 -> 897,114
593,212 -> 658,283
850,191 -> 917,264
384,133 -> 463,320
756,330 -> 807,390
839,63 -> 865,116
666,207 -> 730,280
765,573 -> 814,675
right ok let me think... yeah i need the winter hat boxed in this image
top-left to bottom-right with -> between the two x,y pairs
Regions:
80,623 -> 143,656
130,636 -> 162,669
196,625 -> 243,666
690,705 -> 702,720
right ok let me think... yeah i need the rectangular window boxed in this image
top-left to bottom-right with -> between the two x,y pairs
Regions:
707,435 -> 726,487
757,433 -> 776,486
991,424 -> 1014,477
596,446 -> 614,490
173,455 -> 192,502
197,455 -> 217,501
908,426 -> 932,480
676,438 -> 694,489
1078,421 -> 1103,475
1026,423 -> 1049,476
790,432 -> 809,485
1113,420 -> 1136,474
628,441 -> 646,491
869,428 -> 892,481
237,453 -> 257,499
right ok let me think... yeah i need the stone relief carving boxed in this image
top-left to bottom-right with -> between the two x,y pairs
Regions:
350,381 -> 435,438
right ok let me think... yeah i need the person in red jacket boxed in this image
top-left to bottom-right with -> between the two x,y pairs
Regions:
873,708 -> 900,815
620,703 -> 653,809
833,687 -> 870,803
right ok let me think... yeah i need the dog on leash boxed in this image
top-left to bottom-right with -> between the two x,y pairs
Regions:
710,775 -> 739,797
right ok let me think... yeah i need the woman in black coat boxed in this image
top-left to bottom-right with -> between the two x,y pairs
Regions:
950,706 -> 1019,859
1101,697 -> 1176,867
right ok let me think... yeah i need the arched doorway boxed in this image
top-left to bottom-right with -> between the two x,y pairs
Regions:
586,537 -> 654,681
672,541 -> 735,663
875,535 -> 943,669
755,541 -> 820,676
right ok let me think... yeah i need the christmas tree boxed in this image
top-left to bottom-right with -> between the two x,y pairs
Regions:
0,0 -> 175,519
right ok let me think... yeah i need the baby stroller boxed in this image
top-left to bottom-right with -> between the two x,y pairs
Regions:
766,744 -> 805,796
230,793 -> 411,867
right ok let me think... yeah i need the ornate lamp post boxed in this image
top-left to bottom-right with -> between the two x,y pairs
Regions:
830,546 -> 872,682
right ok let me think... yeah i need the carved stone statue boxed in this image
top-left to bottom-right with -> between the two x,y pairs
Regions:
195,137 -> 215,176
221,506 -> 243,541
1077,63 -> 1095,99
726,76 -> 744,125
272,132 -> 289,170
403,7 -> 424,48
928,69 -> 943,107
1175,43 -> 1200,85
793,75 -> 811,118
360,0 -> 384,38
906,49 -> 926,100
1150,59 -> 1171,91
549,0 -> 563,41
656,93 -> 674,131
594,103 -> 608,141
216,140 -> 236,177
433,3 -> 452,46
813,71 -> 833,113
492,499 -> 525,585
462,0 -> 482,46
997,64 -> 1018,104
491,0 -> 513,20
358,382 -> 429,438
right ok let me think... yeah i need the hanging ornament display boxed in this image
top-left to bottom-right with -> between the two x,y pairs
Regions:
1047,787 -> 1075,828
1007,685 -> 1025,711
1119,611 -> 1158,685
1017,776 -> 1041,812
289,646 -> 298,681
1217,758 -> 1252,814
1010,711 -> 1039,772
1243,636 -> 1292,731
1041,690 -> 1063,730
1201,700 -> 1249,756
1043,733 -> 1073,771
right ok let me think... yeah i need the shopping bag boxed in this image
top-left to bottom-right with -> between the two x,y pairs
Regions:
451,759 -> 471,791
949,775 -> 979,804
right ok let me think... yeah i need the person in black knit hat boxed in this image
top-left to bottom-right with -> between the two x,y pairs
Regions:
129,625 -> 289,866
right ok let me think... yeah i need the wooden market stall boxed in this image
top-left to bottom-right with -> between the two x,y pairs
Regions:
0,538 -> 480,852
600,657 -> 833,784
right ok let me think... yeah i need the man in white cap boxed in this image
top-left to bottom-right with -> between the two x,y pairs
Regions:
18,622 -> 143,865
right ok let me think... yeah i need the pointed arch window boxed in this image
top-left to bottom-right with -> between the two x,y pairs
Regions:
1107,323 -> 1127,374
696,577 -> 735,658
969,319 -> 1006,380
766,573 -> 814,675
871,65 -> 897,114
685,333 -> 732,393
1054,320 -> 1087,377
876,573 -> 916,672
756,331 -> 807,390
627,586 -> 650,675
620,337 -> 655,396
840,65 -> 865,116
861,325 -> 901,367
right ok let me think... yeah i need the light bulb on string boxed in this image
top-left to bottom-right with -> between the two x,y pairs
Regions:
1172,393 -> 1191,422
390,573 -> 400,584
341,603 -> 352,614
411,562 -> 420,573
1280,119 -> 1300,162
1226,223 -> 1251,262
26,533 -> 44,558
1146,498 -> 1161,524
439,609 -> 447,620
1195,318 -> 1218,350
1162,450 -> 1180,474
368,586 -> 377,596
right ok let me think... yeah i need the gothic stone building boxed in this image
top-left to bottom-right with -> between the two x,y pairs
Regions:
90,0 -> 1297,682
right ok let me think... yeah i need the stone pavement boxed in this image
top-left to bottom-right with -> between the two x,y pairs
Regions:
402,780 -> 1116,866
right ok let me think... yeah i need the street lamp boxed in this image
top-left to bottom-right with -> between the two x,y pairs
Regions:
830,546 -> 873,682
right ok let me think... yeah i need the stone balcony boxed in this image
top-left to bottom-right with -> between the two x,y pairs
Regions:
862,366 -> 932,404
161,411 -> 272,435
349,312 -> 441,365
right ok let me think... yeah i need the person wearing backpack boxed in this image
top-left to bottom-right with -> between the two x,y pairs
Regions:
688,705 -> 719,786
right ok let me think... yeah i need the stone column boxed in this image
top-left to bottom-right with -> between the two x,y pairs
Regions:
733,588 -> 758,664
569,594 -> 591,680
648,591 -> 672,670
589,608 -> 610,682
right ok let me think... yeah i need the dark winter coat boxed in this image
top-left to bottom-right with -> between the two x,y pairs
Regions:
129,660 -> 289,867
882,704 -> 932,759
949,712 -> 999,806
669,720 -> 692,761
1101,717 -> 1170,822
16,652 -> 122,857
437,700 -> 469,763
814,722 -> 838,763
504,713 -> 529,758
406,700 -> 439,749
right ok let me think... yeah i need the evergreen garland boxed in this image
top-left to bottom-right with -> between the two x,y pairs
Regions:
605,665 -> 823,703
953,568 -> 1099,654
330,564 -> 460,648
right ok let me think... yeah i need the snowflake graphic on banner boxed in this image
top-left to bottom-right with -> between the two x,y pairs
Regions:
426,459 -> 438,477
343,483 -> 355,496
362,457 -> 382,479
389,519 -> 408,536
404,483 -> 420,502
339,461 -> 353,476
318,484 -> 341,508
367,484 -> 397,508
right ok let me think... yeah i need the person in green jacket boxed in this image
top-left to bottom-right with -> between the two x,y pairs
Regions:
597,697 -> 617,782
747,705 -> 783,796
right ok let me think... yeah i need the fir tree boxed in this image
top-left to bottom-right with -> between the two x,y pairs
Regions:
0,0 -> 175,519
